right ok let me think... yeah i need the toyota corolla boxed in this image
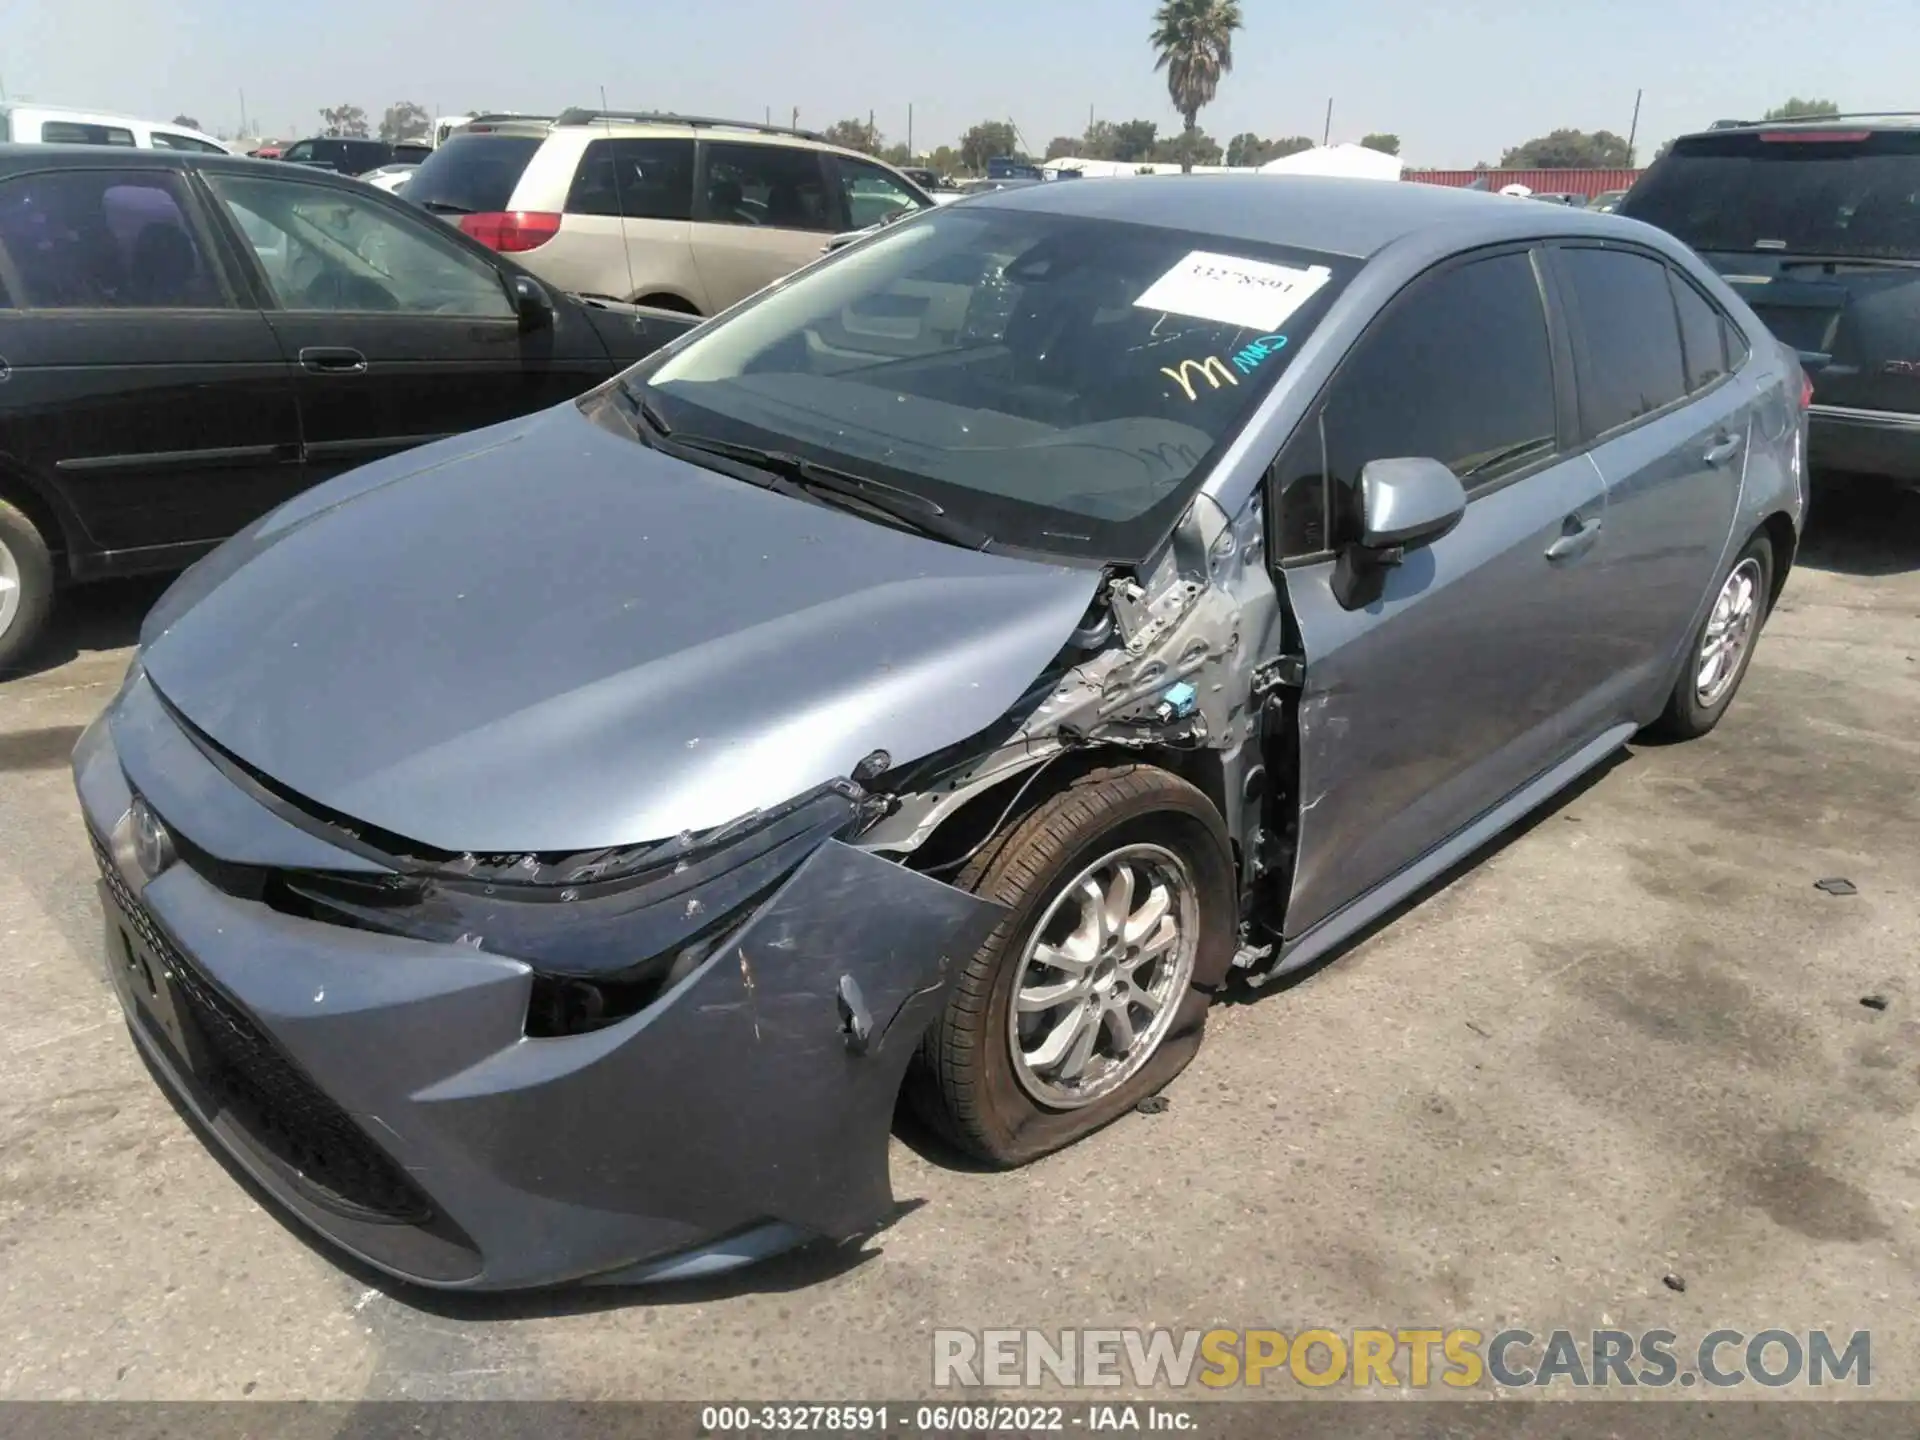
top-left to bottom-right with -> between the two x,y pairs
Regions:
74,176 -> 1807,1290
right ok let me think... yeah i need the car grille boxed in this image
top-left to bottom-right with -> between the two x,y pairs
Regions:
90,830 -> 433,1225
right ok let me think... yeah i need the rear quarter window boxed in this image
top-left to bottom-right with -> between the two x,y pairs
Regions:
1623,129 -> 1920,259
407,134 -> 544,215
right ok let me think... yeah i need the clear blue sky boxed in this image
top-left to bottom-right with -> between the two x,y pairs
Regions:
7,0 -> 1908,166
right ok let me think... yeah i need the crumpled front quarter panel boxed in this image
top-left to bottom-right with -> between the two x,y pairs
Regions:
413,840 -> 1005,1249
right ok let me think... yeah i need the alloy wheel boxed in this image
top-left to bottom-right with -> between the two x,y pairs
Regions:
1007,843 -> 1200,1109
1696,556 -> 1763,708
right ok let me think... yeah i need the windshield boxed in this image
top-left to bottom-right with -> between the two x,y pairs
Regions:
632,205 -> 1353,560
1622,130 -> 1920,258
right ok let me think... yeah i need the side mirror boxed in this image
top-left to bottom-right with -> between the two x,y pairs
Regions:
509,273 -> 554,333
1332,457 -> 1467,610
1358,456 -> 1467,552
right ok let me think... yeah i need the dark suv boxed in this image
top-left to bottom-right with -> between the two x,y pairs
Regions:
1620,115 -> 1920,488
280,137 -> 432,174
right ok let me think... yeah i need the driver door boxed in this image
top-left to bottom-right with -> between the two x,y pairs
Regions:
200,171 -> 555,488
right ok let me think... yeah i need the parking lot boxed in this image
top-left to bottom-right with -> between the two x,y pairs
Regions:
0,478 -> 1915,1402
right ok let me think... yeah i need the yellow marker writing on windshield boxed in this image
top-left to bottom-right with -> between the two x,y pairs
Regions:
1161,355 -> 1239,402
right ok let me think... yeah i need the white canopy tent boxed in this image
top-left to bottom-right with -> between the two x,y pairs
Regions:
1257,143 -> 1404,182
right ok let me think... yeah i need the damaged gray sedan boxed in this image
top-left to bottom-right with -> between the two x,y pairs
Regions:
75,176 -> 1808,1290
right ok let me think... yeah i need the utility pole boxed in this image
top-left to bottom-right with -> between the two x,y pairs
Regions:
791,107 -> 800,132
907,103 -> 914,158
868,107 -> 875,149
239,88 -> 249,140
1323,98 -> 1334,146
1627,87 -> 1644,165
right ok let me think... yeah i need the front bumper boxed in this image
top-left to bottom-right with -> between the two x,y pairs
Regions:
74,674 -> 1002,1291
1808,404 -> 1920,484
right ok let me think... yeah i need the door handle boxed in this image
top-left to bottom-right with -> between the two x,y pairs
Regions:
1703,432 -> 1744,467
1545,514 -> 1602,561
298,346 -> 368,375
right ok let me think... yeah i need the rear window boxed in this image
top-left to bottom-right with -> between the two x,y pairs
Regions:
41,121 -> 137,147
406,134 -> 543,215
1622,129 -> 1920,259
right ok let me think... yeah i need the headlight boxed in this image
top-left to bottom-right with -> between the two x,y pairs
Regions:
271,781 -> 879,1034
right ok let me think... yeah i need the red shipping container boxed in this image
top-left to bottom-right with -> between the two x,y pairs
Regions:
1404,167 -> 1645,197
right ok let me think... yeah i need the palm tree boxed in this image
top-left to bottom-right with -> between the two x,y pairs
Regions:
1151,0 -> 1244,173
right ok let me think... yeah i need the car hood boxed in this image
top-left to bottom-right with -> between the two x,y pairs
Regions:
139,400 -> 1102,854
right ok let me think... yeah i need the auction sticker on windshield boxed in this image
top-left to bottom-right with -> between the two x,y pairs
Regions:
1134,252 -> 1333,331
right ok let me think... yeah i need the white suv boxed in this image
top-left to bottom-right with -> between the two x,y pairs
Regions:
403,110 -> 935,316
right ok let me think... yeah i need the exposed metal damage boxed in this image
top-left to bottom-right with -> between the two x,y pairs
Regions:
861,488 -> 1294,978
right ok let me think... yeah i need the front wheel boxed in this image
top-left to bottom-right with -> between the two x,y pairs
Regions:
0,498 -> 55,674
1648,533 -> 1774,741
910,765 -> 1237,1166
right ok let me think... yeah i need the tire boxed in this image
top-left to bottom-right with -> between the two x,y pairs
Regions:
0,497 -> 55,675
910,764 -> 1237,1166
1647,533 -> 1774,741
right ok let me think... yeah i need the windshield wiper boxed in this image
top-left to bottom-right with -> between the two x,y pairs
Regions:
613,381 -> 989,547
419,200 -> 475,216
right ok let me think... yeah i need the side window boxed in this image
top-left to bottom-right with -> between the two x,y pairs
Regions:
565,138 -> 695,221
204,174 -> 513,318
1670,269 -> 1737,393
153,132 -> 223,154
1321,251 -> 1558,540
41,122 -> 137,147
0,169 -> 231,309
835,157 -> 926,231
282,141 -> 313,163
1271,414 -> 1330,560
700,142 -> 834,232
1557,247 -> 1689,437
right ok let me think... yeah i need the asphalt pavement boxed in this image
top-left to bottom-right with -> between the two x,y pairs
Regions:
1,481 -> 1916,1401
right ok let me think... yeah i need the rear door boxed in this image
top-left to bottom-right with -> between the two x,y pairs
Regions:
0,164 -> 300,562
1620,128 -> 1920,419
1273,247 -> 1616,938
200,169 -> 606,487
548,136 -> 702,308
1546,244 -> 1749,714
689,140 -> 840,311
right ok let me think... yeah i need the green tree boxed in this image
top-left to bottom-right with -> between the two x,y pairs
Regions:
1762,97 -> 1840,121
1359,132 -> 1401,156
822,118 -> 883,155
1045,135 -> 1082,160
171,113 -> 201,131
1498,128 -> 1633,169
1150,0 -> 1244,172
319,104 -> 369,138
1151,128 -> 1222,166
880,142 -> 912,167
379,101 -> 431,144
1112,119 -> 1160,162
959,120 -> 1020,174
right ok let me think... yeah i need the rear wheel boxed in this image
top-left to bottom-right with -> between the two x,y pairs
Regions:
0,498 -> 54,674
1648,533 -> 1773,740
910,765 -> 1236,1166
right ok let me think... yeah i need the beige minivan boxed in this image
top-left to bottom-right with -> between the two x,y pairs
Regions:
404,110 -> 935,316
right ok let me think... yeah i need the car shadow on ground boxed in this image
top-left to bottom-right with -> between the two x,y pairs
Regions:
1218,749 -> 1633,1006
1798,475 -> 1920,576
2,576 -> 170,681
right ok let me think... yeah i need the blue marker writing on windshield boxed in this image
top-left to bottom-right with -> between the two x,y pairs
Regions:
1232,334 -> 1289,375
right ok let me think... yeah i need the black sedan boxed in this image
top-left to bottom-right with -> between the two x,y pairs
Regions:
0,145 -> 697,667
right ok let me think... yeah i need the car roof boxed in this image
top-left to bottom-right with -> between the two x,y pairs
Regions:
1688,112 -> 1920,137
965,174 -> 1654,259
0,143 -> 374,185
